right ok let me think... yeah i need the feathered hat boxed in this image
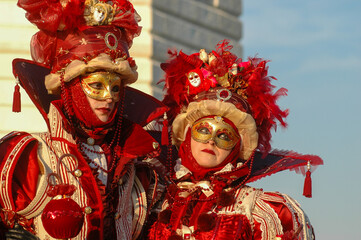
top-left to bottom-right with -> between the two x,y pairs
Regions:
12,0 -> 141,112
161,40 -> 288,160
159,40 -> 323,198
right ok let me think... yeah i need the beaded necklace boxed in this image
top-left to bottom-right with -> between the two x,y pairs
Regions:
78,142 -> 117,173
75,89 -> 125,174
79,142 -> 106,154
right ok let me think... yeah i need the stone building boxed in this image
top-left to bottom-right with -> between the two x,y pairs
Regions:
0,0 -> 242,137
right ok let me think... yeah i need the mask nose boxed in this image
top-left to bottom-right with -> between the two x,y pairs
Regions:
103,86 -> 116,100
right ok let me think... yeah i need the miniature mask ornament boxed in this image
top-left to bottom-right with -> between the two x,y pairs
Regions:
81,72 -> 122,102
191,116 -> 240,150
84,0 -> 115,26
187,71 -> 201,87
93,7 -> 106,23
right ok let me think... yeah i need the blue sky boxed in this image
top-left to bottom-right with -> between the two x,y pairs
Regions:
242,1 -> 361,239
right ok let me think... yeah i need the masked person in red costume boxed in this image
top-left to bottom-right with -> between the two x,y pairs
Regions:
148,41 -> 323,240
0,0 -> 165,239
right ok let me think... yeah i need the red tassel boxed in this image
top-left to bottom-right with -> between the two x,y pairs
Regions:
303,170 -> 312,198
12,84 -> 21,112
162,113 -> 169,146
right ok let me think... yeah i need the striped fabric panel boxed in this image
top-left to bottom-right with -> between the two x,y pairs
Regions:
116,164 -> 135,240
282,194 -> 314,240
253,193 -> 284,240
132,175 -> 148,239
0,134 -> 34,210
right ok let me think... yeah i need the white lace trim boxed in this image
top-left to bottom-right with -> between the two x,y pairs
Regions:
174,159 -> 191,179
174,159 -> 244,179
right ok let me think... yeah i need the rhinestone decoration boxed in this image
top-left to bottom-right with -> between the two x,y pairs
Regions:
216,88 -> 232,101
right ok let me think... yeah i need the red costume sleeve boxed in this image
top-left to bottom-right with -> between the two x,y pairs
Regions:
252,192 -> 309,240
0,133 -> 40,212
12,141 -> 40,212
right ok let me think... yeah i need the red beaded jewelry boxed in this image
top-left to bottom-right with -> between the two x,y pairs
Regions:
76,90 -> 125,174
79,142 -> 105,154
81,151 -> 117,173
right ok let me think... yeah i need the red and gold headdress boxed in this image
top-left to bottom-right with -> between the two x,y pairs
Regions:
161,40 -> 289,159
160,40 -> 323,198
14,0 -> 141,98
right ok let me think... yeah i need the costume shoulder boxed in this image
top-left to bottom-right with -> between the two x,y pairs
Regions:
0,131 -> 43,232
0,131 -> 37,155
250,188 -> 314,240
0,131 -> 41,212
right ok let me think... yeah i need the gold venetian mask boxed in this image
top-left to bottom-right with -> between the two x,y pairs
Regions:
81,72 -> 122,102
191,116 -> 240,150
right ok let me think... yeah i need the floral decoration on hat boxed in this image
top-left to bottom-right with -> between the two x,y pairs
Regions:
161,40 -> 289,157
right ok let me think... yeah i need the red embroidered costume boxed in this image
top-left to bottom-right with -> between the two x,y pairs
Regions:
0,0 -> 165,239
148,41 -> 323,240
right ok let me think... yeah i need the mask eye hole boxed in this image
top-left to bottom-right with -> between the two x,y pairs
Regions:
112,85 -> 120,93
197,127 -> 211,135
89,82 -> 103,90
217,131 -> 231,141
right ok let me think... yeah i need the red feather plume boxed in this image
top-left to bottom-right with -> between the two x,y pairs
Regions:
160,50 -> 202,121
160,40 -> 288,154
244,57 -> 289,154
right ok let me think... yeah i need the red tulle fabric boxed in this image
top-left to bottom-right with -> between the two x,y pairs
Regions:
17,0 -> 141,43
30,30 -> 57,66
111,0 -> 142,46
31,26 -> 129,70
19,0 -> 142,69
178,129 -> 240,180
18,0 -> 69,32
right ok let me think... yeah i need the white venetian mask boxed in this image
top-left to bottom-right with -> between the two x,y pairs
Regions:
187,72 -> 201,87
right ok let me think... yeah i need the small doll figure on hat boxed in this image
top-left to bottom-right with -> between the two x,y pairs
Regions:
148,40 -> 323,240
184,49 -> 217,96
186,68 -> 216,96
0,1 -> 166,239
